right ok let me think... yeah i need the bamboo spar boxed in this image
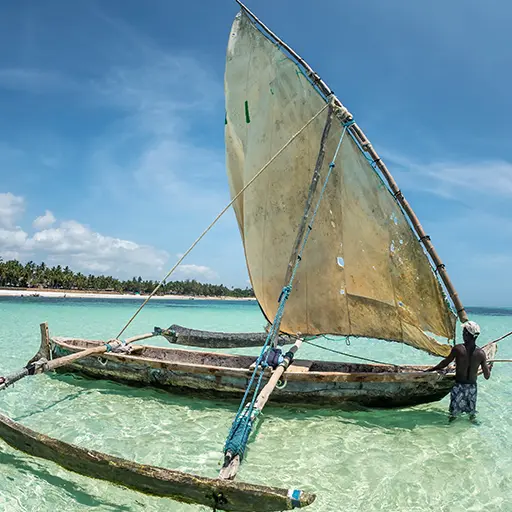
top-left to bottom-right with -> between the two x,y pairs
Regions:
236,0 -> 468,324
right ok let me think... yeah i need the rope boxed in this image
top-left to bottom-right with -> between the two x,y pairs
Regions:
113,102 -> 329,340
304,329 -> 512,369
0,358 -> 47,391
223,122 -> 349,461
304,339 -> 402,367
486,330 -> 512,346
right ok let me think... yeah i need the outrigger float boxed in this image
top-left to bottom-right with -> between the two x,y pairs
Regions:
0,2 -> 507,510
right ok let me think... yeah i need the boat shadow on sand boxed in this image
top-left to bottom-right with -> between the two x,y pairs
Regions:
12,388 -> 95,422
44,371 -> 451,431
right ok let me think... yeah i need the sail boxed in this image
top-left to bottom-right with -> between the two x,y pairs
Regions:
225,11 -> 456,356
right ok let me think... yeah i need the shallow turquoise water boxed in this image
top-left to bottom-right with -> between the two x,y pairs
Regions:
0,297 -> 510,511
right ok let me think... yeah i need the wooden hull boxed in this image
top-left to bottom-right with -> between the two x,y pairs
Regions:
43,335 -> 460,408
0,413 -> 314,511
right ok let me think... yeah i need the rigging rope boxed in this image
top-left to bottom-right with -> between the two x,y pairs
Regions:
113,102 -> 329,340
486,330 -> 512,346
303,338 -> 403,367
223,121 -> 350,461
305,329 -> 512,368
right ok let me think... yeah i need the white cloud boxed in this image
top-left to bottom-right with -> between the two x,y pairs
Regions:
97,55 -> 221,135
0,228 -> 28,249
0,192 -> 24,229
382,150 -> 512,199
33,210 -> 56,230
0,251 -> 22,261
30,220 -> 169,276
174,264 -> 219,281
132,139 -> 226,212
470,253 -> 512,267
0,193 -> 29,261
0,192 -> 220,281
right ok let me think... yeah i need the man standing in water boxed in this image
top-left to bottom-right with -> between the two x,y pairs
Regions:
427,321 -> 492,421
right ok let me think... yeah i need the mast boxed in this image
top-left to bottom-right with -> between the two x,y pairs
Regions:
235,0 -> 468,324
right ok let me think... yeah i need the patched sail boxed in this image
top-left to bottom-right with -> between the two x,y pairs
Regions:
225,11 -> 456,356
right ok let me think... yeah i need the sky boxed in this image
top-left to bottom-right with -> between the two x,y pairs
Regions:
0,0 -> 511,306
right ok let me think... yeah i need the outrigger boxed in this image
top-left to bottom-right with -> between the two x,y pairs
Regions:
30,323 -> 496,409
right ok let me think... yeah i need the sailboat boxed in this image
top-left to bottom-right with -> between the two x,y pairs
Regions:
0,2 -> 500,510
25,2 -> 496,405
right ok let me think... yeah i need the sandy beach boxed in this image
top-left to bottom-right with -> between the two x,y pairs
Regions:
0,288 -> 255,301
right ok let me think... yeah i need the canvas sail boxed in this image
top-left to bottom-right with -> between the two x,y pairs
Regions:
225,11 -> 456,357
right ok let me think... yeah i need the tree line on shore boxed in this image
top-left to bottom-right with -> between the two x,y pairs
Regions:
0,259 -> 254,298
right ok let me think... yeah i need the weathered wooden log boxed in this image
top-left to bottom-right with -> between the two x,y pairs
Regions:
0,412 -> 314,511
159,325 -> 291,349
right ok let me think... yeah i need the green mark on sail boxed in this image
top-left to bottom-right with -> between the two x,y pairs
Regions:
245,100 -> 251,123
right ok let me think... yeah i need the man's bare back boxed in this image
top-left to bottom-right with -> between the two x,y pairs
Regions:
451,344 -> 489,384
427,340 -> 491,383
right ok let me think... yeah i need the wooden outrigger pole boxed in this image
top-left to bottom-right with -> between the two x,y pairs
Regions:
219,338 -> 304,480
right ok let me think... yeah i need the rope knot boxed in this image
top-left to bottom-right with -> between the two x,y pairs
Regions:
278,285 -> 292,303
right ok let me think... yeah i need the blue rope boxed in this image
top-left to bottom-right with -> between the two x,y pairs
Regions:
223,124 -> 349,461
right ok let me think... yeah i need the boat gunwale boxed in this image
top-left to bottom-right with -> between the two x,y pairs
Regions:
50,337 -> 456,384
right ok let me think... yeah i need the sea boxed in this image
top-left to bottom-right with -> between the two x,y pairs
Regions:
0,296 -> 510,512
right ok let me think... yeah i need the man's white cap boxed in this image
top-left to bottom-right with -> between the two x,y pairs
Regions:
462,320 -> 481,337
